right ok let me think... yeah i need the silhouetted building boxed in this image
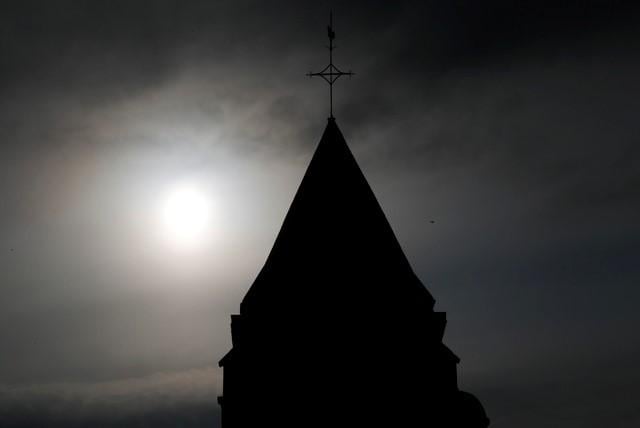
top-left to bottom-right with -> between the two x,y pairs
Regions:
219,118 -> 489,428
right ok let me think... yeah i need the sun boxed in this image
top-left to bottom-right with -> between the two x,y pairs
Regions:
160,182 -> 213,249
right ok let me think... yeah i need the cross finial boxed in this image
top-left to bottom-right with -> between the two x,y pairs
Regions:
307,12 -> 354,119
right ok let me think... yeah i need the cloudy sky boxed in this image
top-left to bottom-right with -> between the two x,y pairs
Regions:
1,1 -> 639,426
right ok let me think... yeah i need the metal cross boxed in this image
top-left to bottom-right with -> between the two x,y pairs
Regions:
307,12 -> 354,119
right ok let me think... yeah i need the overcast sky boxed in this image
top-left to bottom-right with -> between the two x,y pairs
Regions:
1,1 -> 639,427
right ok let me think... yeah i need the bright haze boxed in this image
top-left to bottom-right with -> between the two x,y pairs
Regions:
1,1 -> 639,427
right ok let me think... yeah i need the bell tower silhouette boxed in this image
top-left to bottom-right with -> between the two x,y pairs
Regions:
218,14 -> 489,428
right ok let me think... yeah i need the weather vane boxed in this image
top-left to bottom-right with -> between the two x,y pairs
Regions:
307,12 -> 354,119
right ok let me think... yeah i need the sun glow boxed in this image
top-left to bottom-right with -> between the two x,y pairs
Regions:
160,182 -> 213,249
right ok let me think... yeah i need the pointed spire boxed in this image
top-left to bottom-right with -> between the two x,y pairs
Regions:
241,119 -> 433,316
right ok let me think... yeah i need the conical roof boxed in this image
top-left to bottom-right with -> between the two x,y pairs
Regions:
240,118 -> 434,316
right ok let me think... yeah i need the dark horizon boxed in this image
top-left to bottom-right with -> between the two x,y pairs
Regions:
1,1 -> 640,427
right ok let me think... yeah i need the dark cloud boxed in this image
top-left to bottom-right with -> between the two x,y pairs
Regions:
0,368 -> 220,428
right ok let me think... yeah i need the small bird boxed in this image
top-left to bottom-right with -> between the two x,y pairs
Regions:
429,220 -> 435,224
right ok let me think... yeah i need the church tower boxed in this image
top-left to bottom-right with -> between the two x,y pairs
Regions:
218,14 -> 489,428
218,118 -> 489,428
